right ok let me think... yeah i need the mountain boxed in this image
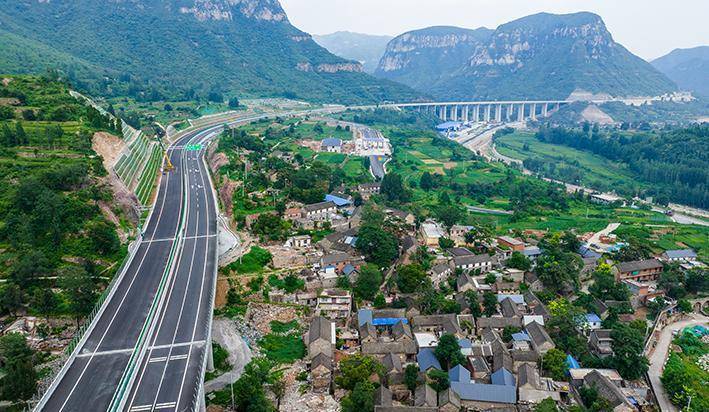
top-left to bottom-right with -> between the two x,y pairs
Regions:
0,0 -> 420,105
374,26 -> 493,94
376,12 -> 677,100
313,31 -> 393,73
652,46 -> 709,97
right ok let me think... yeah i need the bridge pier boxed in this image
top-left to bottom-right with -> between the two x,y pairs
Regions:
541,103 -> 548,117
473,105 -> 480,122
495,104 -> 502,122
451,105 -> 458,121
207,340 -> 215,372
530,103 -> 537,121
507,104 -> 514,121
199,383 -> 207,412
438,105 -> 447,121
484,105 -> 491,122
462,105 -> 469,122
517,103 -> 525,122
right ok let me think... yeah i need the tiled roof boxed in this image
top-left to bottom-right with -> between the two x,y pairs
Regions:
417,348 -> 442,372
616,259 -> 662,273
450,382 -> 517,404
491,367 -> 516,386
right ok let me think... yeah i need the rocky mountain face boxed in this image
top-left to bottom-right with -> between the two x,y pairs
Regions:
374,26 -> 493,93
313,31 -> 393,73
375,12 -> 676,100
0,0 -> 418,104
652,46 -> 709,97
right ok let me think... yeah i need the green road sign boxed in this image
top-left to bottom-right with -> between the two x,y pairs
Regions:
185,144 -> 203,151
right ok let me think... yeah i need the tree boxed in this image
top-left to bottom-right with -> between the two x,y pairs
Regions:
88,220 -> 120,255
502,326 -> 522,343
542,348 -> 567,381
610,322 -> 648,380
434,204 -> 463,230
484,273 -> 497,284
355,264 -> 383,301
464,290 -> 482,319
0,333 -> 37,401
373,293 -> 386,309
271,378 -> 286,410
546,298 -> 587,356
685,269 -> 708,294
0,106 -> 15,121
404,364 -> 419,394
336,355 -> 384,390
0,283 -> 23,316
228,97 -> 241,108
482,291 -> 498,316
419,171 -> 435,190
676,299 -> 692,313
535,233 -> 582,292
341,381 -> 375,412
588,264 -> 629,301
507,251 -> 532,271
59,266 -> 97,325
438,237 -> 454,249
427,370 -> 449,393
31,288 -> 58,319
356,209 -> 399,267
380,173 -> 410,203
396,264 -> 427,294
534,398 -> 559,412
2,123 -> 15,146
15,122 -> 28,145
434,334 -> 466,369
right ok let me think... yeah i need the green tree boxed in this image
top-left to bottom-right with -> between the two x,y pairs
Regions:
685,269 -> 708,294
356,209 -> 399,267
434,333 -> 466,369
589,263 -> 629,301
404,364 -> 419,394
0,333 -> 37,401
438,237 -> 454,249
542,348 -> 567,381
464,290 -> 482,319
610,322 -> 648,380
419,171 -> 435,190
355,264 -> 383,301
88,220 -> 120,256
507,251 -> 532,271
31,288 -> 58,319
482,291 -> 498,316
434,204 -> 463,230
534,398 -> 559,412
676,299 -> 692,313
380,173 -> 410,203
59,265 -> 97,325
396,264 -> 427,293
0,283 -> 23,316
427,370 -> 449,393
373,293 -> 386,309
10,249 -> 51,287
15,122 -> 28,145
502,326 -> 522,343
341,381 -> 375,412
336,355 -> 384,390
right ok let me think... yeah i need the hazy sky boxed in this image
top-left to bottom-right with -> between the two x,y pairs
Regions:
280,0 -> 709,60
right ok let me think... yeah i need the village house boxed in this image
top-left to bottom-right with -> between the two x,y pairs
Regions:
614,259 -> 663,282
661,248 -> 697,262
429,262 -> 453,287
589,329 -> 614,358
581,370 -> 635,411
284,235 -> 311,249
454,253 -> 495,273
525,320 -> 555,355
357,182 -> 381,199
302,201 -> 337,219
449,224 -> 474,245
497,236 -> 525,251
420,219 -> 446,246
385,208 -> 416,227
305,317 -> 335,392
321,137 -> 342,153
316,289 -> 352,323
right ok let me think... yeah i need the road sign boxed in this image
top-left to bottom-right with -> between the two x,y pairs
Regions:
185,144 -> 203,151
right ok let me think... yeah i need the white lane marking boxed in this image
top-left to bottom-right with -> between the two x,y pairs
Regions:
75,348 -> 134,358
148,340 -> 205,351
126,144 -> 196,409
58,159 -> 180,412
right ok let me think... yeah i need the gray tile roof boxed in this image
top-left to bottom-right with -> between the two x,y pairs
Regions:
500,297 -> 521,318
311,352 -> 332,370
518,363 -> 539,389
616,259 -> 662,273
304,201 -> 336,213
664,249 -> 697,259
454,253 -> 493,267
526,320 -> 554,350
307,317 -> 332,344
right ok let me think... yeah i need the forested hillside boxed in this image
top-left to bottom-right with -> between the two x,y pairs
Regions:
534,125 -> 709,208
0,76 -> 128,400
0,0 -> 420,105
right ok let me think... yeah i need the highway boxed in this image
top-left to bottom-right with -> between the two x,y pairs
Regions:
37,125 -> 221,412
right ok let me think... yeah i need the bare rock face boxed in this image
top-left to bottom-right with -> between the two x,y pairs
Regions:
178,0 -> 288,22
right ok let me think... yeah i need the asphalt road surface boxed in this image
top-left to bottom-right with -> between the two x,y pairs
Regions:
38,126 -> 220,412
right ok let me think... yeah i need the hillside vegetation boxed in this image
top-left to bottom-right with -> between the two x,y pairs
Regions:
0,75 -> 127,338
0,0 -> 420,106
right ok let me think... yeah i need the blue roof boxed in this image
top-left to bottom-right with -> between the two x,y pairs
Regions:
450,382 -> 517,404
449,365 -> 471,383
458,338 -> 472,349
435,121 -> 462,131
325,194 -> 351,206
578,245 -> 602,259
343,264 -> 356,276
491,368 -> 516,386
566,354 -> 580,370
522,246 -> 542,256
417,348 -> 442,372
585,313 -> 602,323
511,332 -> 531,342
372,318 -> 408,326
665,249 -> 697,259
357,309 -> 373,327
496,294 -> 525,304
321,137 -> 341,147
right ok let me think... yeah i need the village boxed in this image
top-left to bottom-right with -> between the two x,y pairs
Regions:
196,114 -> 708,412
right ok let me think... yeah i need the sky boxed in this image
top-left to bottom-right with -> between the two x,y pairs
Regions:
280,0 -> 709,60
